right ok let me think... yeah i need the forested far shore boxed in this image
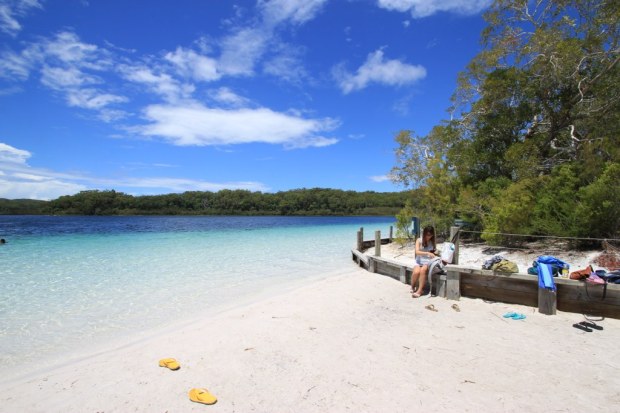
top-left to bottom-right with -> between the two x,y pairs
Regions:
0,188 -> 410,216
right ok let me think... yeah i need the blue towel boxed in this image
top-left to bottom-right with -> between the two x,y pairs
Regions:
537,263 -> 556,291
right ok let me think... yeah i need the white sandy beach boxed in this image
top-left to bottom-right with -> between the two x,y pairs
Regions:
2,245 -> 619,413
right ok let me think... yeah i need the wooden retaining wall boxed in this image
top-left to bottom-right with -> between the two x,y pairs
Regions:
352,246 -> 620,319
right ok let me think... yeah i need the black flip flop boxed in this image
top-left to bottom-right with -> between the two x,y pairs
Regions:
580,321 -> 603,331
573,323 -> 592,332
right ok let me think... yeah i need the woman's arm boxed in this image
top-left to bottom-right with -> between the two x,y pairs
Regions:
415,239 -> 435,258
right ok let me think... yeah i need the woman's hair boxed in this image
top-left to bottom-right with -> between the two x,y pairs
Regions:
421,226 -> 435,248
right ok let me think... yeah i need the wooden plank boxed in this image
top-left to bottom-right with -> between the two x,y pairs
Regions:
375,260 -> 402,278
461,276 -> 538,295
435,274 -> 446,297
354,249 -> 620,319
446,270 -> 461,300
368,257 -> 376,273
461,283 -> 538,307
350,249 -> 368,265
399,266 -> 406,284
556,282 -> 620,318
538,288 -> 557,315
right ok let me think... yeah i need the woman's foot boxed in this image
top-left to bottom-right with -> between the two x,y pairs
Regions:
411,292 -> 421,298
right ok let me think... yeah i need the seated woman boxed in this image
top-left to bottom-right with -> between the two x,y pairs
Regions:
411,226 -> 436,298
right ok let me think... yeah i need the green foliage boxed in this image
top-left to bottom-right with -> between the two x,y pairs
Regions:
482,178 -> 539,245
39,188 -> 409,216
573,162 -> 620,238
530,165 -> 581,236
394,199 -> 414,247
393,0 -> 620,241
0,198 -> 47,214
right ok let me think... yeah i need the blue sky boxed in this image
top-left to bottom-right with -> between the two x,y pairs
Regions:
0,0 -> 491,200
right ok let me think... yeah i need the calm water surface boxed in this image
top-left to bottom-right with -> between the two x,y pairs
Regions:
0,215 -> 394,373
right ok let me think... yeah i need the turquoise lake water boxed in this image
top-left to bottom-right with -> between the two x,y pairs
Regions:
0,216 -> 394,373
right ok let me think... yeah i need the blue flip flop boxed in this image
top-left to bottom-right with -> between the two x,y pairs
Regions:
503,312 -> 518,318
511,314 -> 526,320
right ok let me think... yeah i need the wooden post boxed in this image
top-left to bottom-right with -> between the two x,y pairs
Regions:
357,228 -> 363,251
437,274 -> 447,297
446,269 -> 461,300
450,226 -> 460,265
368,257 -> 376,273
389,226 -> 393,242
375,230 -> 381,256
538,288 -> 557,315
399,266 -> 407,284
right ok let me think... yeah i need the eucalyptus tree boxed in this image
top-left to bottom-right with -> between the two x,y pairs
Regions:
392,0 -> 619,240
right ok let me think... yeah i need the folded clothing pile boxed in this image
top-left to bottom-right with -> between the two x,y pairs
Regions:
570,265 -> 620,284
482,255 -> 519,273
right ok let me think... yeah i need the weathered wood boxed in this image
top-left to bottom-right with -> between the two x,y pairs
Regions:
357,229 -> 363,252
446,270 -> 461,300
556,281 -> 620,318
461,282 -> 538,307
351,249 -> 369,269
351,244 -> 620,318
389,226 -> 393,242
375,231 -> 381,256
436,274 -> 447,297
450,226 -> 460,265
399,266 -> 406,283
538,288 -> 557,315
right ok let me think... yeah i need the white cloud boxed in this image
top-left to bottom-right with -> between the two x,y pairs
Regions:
262,46 -> 308,84
334,49 -> 426,94
217,0 -> 327,78
1,31 -> 126,120
66,88 -> 127,110
0,48 -> 35,79
112,177 -> 269,193
0,0 -> 42,36
119,65 -> 194,102
0,142 -> 30,163
0,179 -> 86,200
137,102 -> 339,148
209,87 -> 251,107
0,142 -> 269,199
165,47 -> 221,82
376,0 -> 492,18
43,31 -> 103,66
370,174 -> 393,183
258,0 -> 328,26
40,65 -> 100,90
0,142 -> 86,200
218,27 -> 270,76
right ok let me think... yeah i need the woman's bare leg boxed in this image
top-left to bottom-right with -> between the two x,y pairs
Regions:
411,266 -> 421,297
417,264 -> 429,295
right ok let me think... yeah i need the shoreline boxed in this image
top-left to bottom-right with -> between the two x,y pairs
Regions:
2,264 -> 619,412
0,265 -> 350,388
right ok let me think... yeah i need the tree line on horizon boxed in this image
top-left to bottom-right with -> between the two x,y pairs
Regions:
0,188 -> 410,216
391,0 -> 619,244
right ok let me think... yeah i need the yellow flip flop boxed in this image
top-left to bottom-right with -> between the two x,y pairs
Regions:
189,388 -> 217,405
158,358 -> 180,370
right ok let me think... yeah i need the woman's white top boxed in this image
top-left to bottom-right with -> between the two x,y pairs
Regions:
415,237 -> 435,266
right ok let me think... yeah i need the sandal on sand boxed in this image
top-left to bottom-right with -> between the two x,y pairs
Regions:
189,388 -> 217,405
573,323 -> 592,332
580,321 -> 603,331
159,358 -> 180,370
425,304 -> 438,312
451,304 -> 461,312
412,292 -> 421,298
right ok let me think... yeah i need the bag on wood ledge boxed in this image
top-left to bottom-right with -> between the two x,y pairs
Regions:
569,265 -> 593,280
491,259 -> 519,273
